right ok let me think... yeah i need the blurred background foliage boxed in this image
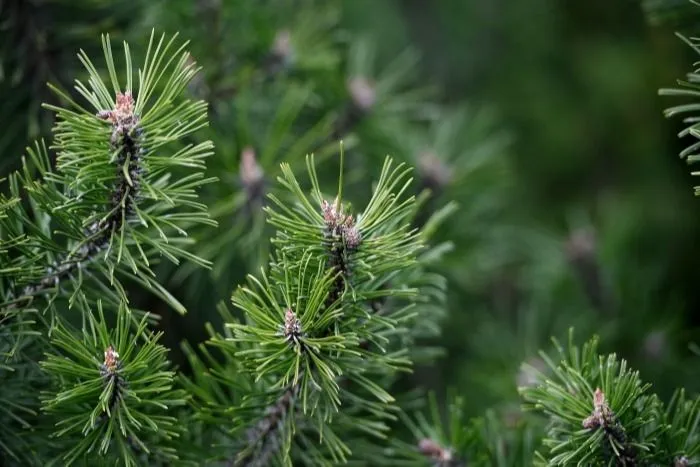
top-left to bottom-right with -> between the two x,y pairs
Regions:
3,0 -> 700,450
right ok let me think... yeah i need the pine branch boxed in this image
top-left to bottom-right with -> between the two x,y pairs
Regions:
319,196 -> 361,309
181,153 -> 440,465
659,4 -> 700,196
0,30 -> 216,465
520,329 -> 700,466
398,390 -> 542,467
9,93 -> 143,308
1,30 -> 215,316
41,302 -> 187,466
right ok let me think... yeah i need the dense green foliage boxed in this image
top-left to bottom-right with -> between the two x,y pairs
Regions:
3,0 -> 700,465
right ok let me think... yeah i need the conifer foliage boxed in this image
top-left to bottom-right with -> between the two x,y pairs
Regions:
0,27 -> 451,465
213,154 -> 427,464
0,31 -> 214,465
4,2 -> 700,466
660,30 -> 700,196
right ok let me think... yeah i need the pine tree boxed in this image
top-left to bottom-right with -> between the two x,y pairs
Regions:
4,1 -> 700,466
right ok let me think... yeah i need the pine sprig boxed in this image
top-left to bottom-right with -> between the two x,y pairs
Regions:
1,30 -> 215,316
0,31 -> 215,465
266,155 -> 420,300
41,302 -> 186,466
397,390 -> 542,467
228,254 -> 357,417
659,14 -> 700,196
521,330 -> 663,466
192,153 -> 431,465
400,391 -> 471,467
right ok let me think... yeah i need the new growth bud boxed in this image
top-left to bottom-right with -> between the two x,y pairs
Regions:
96,90 -> 146,224
264,29 -> 295,76
99,345 -> 126,414
582,388 -> 612,429
283,308 -> 302,341
100,345 -> 120,377
418,438 -> 454,464
581,387 -> 637,462
321,198 -> 362,308
347,76 -> 376,113
271,30 -> 293,63
240,146 -> 264,187
564,228 -> 612,313
333,76 -> 377,138
97,91 -> 140,147
321,199 -> 362,250
418,150 -> 452,191
240,146 -> 265,202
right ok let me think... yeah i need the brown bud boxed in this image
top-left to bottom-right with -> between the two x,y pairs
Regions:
593,387 -> 606,408
582,414 -> 598,430
321,199 -> 340,228
565,229 -> 596,263
283,308 -> 302,343
97,91 -> 136,124
347,76 -> 376,112
271,30 -> 293,61
342,225 -> 362,250
102,345 -> 120,375
418,150 -> 452,189
419,438 -> 443,457
96,91 -> 140,146
322,198 -> 348,231
582,388 -> 612,429
115,92 -> 135,115
321,199 -> 362,249
240,146 -> 264,187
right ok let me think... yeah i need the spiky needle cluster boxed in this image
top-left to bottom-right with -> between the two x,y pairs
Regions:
210,154 -> 424,465
418,438 -> 456,466
520,331 -> 659,466
0,30 -> 215,317
99,345 -> 125,413
42,303 -> 186,466
19,91 -> 146,304
0,31 -> 213,466
582,388 -> 637,465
